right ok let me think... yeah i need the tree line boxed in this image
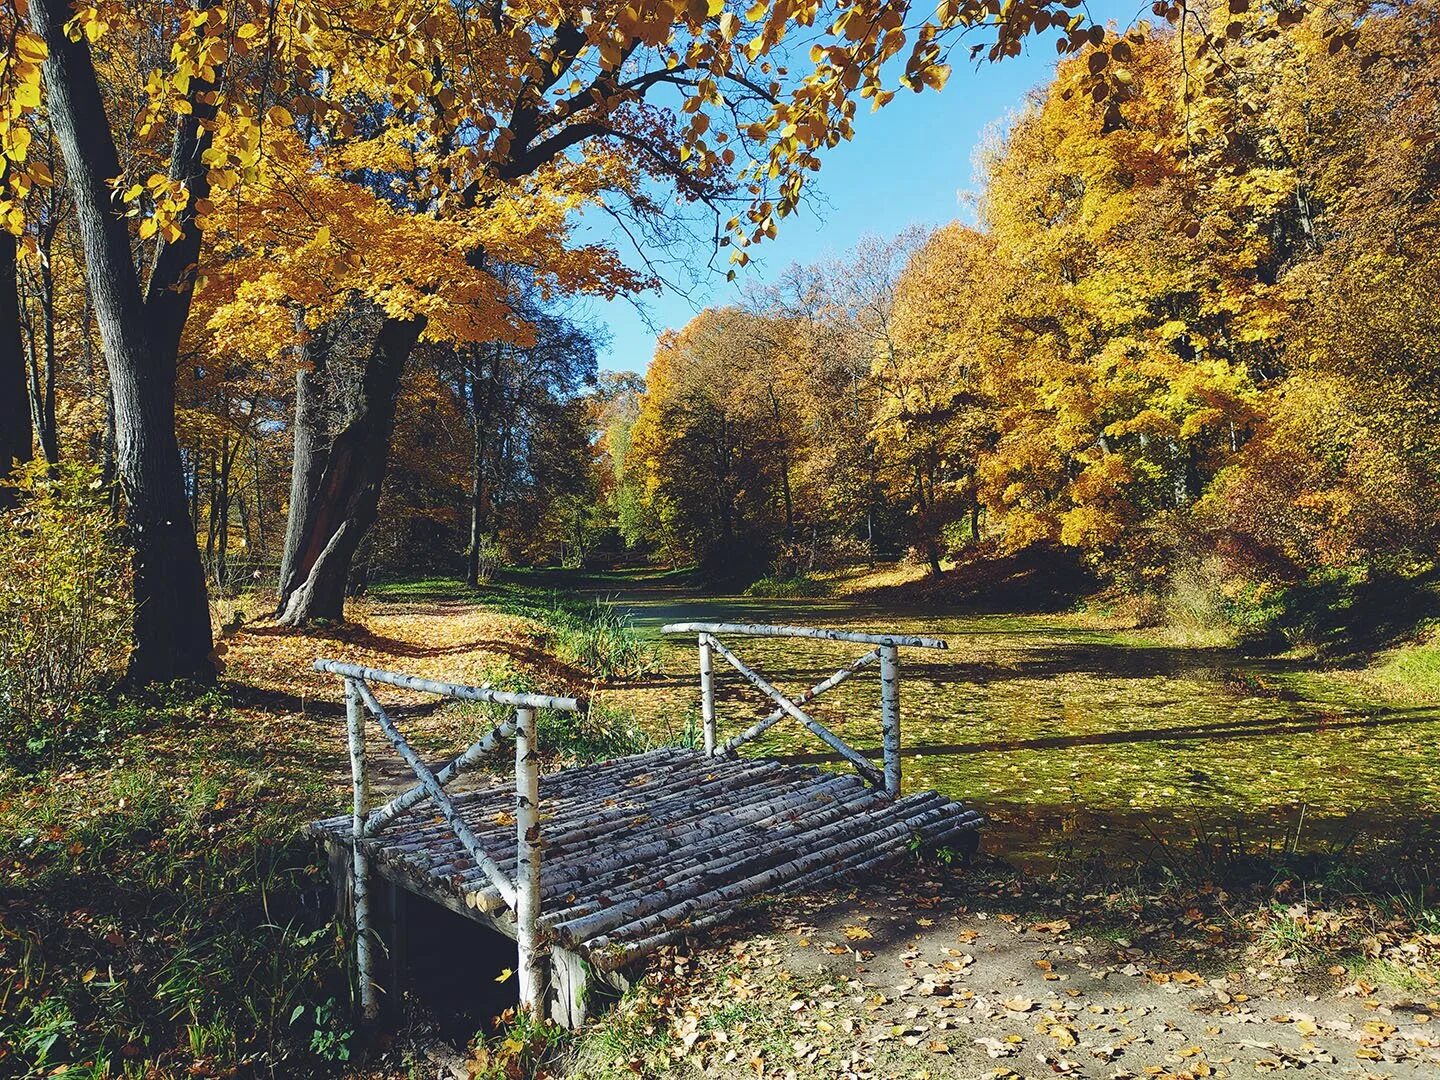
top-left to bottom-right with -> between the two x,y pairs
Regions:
0,0 -> 1397,687
606,1 -> 1440,603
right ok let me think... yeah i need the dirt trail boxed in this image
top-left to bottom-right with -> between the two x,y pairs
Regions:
592,880 -> 1440,1079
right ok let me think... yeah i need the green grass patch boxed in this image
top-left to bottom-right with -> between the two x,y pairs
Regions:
742,574 -> 830,599
485,587 -> 661,680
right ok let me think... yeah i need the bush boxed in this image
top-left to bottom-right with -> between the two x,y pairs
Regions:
743,573 -> 829,598
0,462 -> 132,763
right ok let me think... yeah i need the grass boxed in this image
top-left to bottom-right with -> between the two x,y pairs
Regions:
367,573 -> 662,681
486,585 -> 661,681
1339,632 -> 1440,704
0,684 -> 354,1078
7,567 -> 1440,1076
742,574 -> 830,599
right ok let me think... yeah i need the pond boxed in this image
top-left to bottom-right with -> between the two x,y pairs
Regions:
577,573 -> 1440,867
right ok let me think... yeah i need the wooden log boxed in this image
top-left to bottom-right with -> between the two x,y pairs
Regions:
364,714 -> 519,835
533,775 -> 870,907
378,754 -> 764,863
537,778 -> 885,925
537,759 -> 788,849
514,706 -> 543,1014
373,761 -> 776,890
353,679 -> 518,911
315,658 -> 585,712
553,793 -> 953,946
345,678 -> 379,1022
782,805 -> 986,891
704,634 -> 885,787
879,644 -> 901,796
601,905 -> 738,969
720,648 -> 880,755
661,622 -> 947,649
463,765 -> 834,912
698,633 -> 716,755
550,947 -> 591,1029
584,801 -> 961,966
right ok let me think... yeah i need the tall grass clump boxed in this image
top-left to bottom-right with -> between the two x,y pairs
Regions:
517,592 -> 659,679
0,462 -> 132,764
743,573 -> 829,599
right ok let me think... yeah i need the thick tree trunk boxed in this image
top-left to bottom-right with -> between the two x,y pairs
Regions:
277,317 -> 423,625
0,229 -> 31,509
32,0 -> 216,682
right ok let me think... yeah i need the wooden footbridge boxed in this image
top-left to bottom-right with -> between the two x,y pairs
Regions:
309,622 -> 984,1027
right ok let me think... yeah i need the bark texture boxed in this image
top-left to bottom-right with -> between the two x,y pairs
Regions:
277,316 -> 424,625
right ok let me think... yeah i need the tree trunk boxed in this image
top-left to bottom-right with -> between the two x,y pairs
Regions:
277,316 -> 423,625
465,343 -> 494,587
0,229 -> 30,509
29,236 -> 60,466
277,320 -> 331,606
32,0 -> 216,682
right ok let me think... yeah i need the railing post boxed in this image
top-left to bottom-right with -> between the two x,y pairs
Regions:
879,645 -> 901,796
514,706 -> 543,1013
698,633 -> 716,755
345,678 -> 379,1021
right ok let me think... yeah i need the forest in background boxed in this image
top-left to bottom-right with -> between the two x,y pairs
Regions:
601,0 -> 1440,644
3,0 -> 1437,696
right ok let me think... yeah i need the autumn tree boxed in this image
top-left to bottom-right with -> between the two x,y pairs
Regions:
592,370 -> 651,554
876,224 -> 999,572
3,0 -> 1366,669
628,309 -> 800,578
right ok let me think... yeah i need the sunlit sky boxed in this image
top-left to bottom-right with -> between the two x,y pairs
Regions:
581,1 -> 1141,374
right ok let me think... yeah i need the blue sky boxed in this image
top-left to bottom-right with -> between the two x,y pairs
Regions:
584,2 -> 1140,374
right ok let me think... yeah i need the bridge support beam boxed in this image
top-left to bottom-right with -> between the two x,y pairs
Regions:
698,634 -> 716,754
880,645 -> 901,796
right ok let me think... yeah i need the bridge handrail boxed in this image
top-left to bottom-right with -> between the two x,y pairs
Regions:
660,621 -> 947,649
661,622 -> 946,795
314,658 -> 574,1020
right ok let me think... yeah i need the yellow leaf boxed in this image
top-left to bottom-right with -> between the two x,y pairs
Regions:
495,967 -> 514,982
15,34 -> 49,63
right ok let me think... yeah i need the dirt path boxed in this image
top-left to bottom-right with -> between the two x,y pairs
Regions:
567,878 -> 1440,1079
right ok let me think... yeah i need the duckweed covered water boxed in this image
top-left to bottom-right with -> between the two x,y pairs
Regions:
589,583 -> 1440,865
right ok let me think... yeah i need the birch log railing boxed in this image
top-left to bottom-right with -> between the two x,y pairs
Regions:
313,658 -> 584,1021
660,622 -> 948,795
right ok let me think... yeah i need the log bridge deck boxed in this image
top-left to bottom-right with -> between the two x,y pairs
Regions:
309,622 -> 984,1028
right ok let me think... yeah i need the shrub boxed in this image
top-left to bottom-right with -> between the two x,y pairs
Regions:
0,462 -> 132,763
743,573 -> 829,598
